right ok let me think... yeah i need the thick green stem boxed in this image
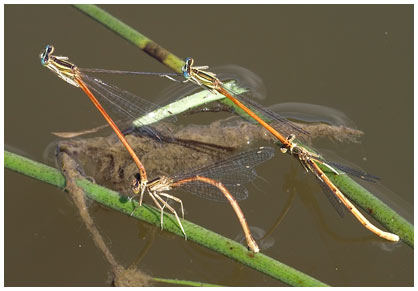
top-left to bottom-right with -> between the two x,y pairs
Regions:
5,151 -> 66,188
5,150 -> 329,286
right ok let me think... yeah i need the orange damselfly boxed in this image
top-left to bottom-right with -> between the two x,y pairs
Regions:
181,57 -> 399,242
40,45 -> 149,197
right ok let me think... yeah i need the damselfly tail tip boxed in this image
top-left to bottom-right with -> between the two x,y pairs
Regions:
247,241 -> 260,254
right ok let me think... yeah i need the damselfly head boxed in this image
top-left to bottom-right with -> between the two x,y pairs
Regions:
131,181 -> 140,194
40,44 -> 54,66
182,57 -> 194,79
131,173 -> 141,194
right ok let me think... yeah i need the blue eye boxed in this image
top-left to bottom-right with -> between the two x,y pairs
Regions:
186,57 -> 194,66
182,57 -> 193,78
40,44 -> 54,65
182,70 -> 190,79
40,52 -> 47,65
181,62 -> 190,78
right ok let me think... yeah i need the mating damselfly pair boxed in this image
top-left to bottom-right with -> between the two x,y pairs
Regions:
40,45 -> 399,253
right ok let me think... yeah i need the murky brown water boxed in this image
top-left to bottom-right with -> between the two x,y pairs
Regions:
5,4 -> 413,286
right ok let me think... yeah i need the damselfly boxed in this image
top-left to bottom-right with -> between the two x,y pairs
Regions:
181,57 -> 399,242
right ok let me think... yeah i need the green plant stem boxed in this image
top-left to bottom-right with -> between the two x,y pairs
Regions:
5,151 -> 66,188
5,150 -> 329,287
73,4 -> 184,73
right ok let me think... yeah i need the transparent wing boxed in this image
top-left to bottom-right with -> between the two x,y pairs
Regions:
179,180 -> 249,202
317,177 -> 346,218
174,147 -> 274,180
81,73 -> 176,139
172,146 -> 275,202
325,161 -> 380,182
307,160 -> 346,218
224,87 -> 309,141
